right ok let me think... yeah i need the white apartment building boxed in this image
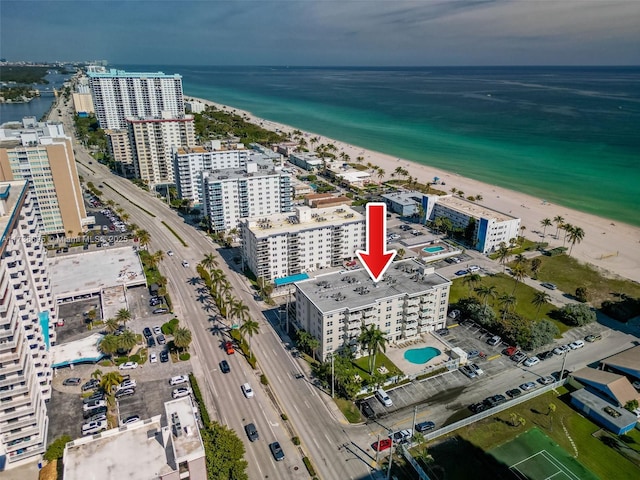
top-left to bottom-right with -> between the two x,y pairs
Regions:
0,118 -> 93,235
105,129 -> 135,177
241,205 -> 365,282
185,100 -> 206,114
88,69 -> 185,130
128,113 -> 195,187
0,180 -> 57,470
173,142 -> 251,205
422,194 -> 521,254
295,259 -> 451,361
202,162 -> 292,233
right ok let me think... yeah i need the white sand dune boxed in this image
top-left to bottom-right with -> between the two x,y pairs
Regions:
190,97 -> 640,283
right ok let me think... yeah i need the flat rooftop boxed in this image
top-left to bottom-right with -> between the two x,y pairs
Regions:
246,205 -> 364,238
436,195 -> 517,223
63,416 -> 174,480
296,258 -> 451,313
50,246 -> 145,300
571,388 -> 638,429
382,191 -> 423,206
51,333 -> 104,368
165,397 -> 205,462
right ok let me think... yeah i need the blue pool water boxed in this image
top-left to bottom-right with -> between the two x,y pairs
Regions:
310,183 -> 318,191
423,246 -> 445,253
404,347 -> 441,364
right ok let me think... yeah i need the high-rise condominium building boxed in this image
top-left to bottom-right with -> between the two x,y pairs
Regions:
88,69 -> 185,130
241,205 -> 365,282
173,142 -> 251,205
0,180 -> 57,470
0,118 -> 92,236
202,162 -> 292,233
127,113 -> 195,187
294,259 -> 451,361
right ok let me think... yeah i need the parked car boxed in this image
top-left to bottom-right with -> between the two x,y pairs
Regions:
390,429 -> 413,444
152,308 -> 168,315
538,350 -> 555,360
552,347 -> 565,356
511,352 -> 527,363
487,335 -> 501,346
115,388 -> 135,399
506,388 -> 522,398
436,328 -> 450,336
520,382 -> 537,391
143,327 -> 153,338
524,357 -> 540,367
117,380 -> 137,390
585,334 -> 602,342
82,420 -> 107,436
467,350 -> 480,359
269,441 -> 285,461
83,406 -> 107,419
156,334 -> 166,345
81,379 -> 99,391
241,383 -> 254,398
415,421 -> 436,433
469,402 -> 487,414
159,350 -> 169,363
244,423 -> 259,442
170,375 -> 189,386
83,400 -> 107,411
632,381 -> 640,391
541,282 -> 557,290
538,376 -> 555,385
121,415 -> 140,426
83,393 -> 105,404
119,362 -> 138,370
484,394 -> 507,408
172,387 -> 192,399
503,346 -> 518,357
360,401 -> 375,419
469,363 -> 484,375
455,269 -> 469,276
220,360 -> 230,374
460,365 -> 477,379
372,438 -> 393,452
63,377 -> 81,386
149,353 -> 158,363
569,340 -> 585,349
85,413 -> 107,423
153,326 -> 161,335
147,336 -> 156,348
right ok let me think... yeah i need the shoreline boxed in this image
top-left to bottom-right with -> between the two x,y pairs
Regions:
187,95 -> 640,284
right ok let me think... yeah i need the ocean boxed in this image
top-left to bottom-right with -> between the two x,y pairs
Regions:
126,66 -> 640,226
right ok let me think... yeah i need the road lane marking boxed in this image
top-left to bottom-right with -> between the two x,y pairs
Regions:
304,400 -> 311,409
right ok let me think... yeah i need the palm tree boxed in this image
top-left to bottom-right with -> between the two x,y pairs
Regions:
496,243 -> 510,272
239,319 -> 260,349
229,299 -> 249,327
463,273 -> 482,296
530,258 -> 542,279
358,325 -> 388,375
396,248 -> 405,260
118,329 -> 137,353
377,168 -> 385,183
513,254 -> 527,266
307,337 -> 320,362
136,229 -> 151,250
115,308 -> 131,328
100,371 -> 123,395
532,291 -> 551,317
510,263 -> 527,294
476,194 -> 483,201
91,368 -> 103,380
553,215 -> 565,239
201,253 -> 218,273
498,293 -> 517,321
561,223 -> 573,248
474,285 -> 497,308
174,327 -> 192,353
120,212 -> 130,223
98,334 -> 120,356
567,226 -> 585,255
152,250 -> 165,266
540,218 -> 552,239
105,318 -> 119,334
86,308 -> 98,323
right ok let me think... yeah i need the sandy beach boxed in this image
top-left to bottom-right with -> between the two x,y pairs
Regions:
189,96 -> 640,284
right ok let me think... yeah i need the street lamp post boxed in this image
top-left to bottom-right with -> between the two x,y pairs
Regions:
331,353 -> 335,399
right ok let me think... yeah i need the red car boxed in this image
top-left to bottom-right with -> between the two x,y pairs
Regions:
224,341 -> 235,355
371,438 -> 392,452
503,346 -> 517,357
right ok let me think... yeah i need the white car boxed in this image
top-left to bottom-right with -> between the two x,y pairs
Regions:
569,340 -> 585,349
116,380 -> 137,390
149,353 -> 157,364
119,362 -> 138,370
524,357 -> 540,367
153,326 -> 161,335
469,363 -> 484,375
167,250 -> 174,256
468,265 -> 481,272
633,381 -> 640,391
241,383 -> 254,398
182,260 -> 189,268
552,347 -> 564,356
169,375 -> 189,386
172,387 -> 192,399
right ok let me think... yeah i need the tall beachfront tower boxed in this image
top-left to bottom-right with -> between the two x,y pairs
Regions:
87,69 -> 185,130
0,118 -> 93,236
0,180 -> 57,470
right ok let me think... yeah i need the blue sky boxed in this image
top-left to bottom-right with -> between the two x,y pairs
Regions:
2,0 -> 639,65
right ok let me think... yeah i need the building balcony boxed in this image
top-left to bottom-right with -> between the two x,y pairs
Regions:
405,313 -> 418,321
362,309 -> 375,318
418,319 -> 433,327
406,299 -> 420,307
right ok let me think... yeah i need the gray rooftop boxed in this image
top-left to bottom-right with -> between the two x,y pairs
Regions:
165,397 -> 205,462
435,195 -> 517,223
571,388 -> 638,429
204,161 -> 286,182
382,191 -> 423,206
296,259 -> 451,313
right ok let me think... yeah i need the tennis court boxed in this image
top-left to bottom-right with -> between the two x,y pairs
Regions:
489,428 -> 600,480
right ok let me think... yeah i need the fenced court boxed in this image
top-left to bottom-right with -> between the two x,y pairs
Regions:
489,428 -> 600,480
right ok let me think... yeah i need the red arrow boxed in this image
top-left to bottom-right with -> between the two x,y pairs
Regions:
356,203 -> 397,282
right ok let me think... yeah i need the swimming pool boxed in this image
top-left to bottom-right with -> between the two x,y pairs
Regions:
404,347 -> 441,364
423,245 -> 445,253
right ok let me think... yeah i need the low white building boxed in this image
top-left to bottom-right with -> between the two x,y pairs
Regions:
422,194 -> 521,254
202,162 -> 293,233
173,142 -> 251,205
294,259 -> 452,361
185,100 -> 206,114
288,151 -> 324,171
241,205 -> 365,282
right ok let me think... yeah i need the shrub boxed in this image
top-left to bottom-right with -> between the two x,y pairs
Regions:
189,373 -> 211,426
162,318 -> 180,335
575,287 -> 589,303
179,352 -> 191,361
292,436 -> 301,445
602,296 -> 640,322
303,457 -> 316,476
114,356 -> 128,365
555,303 -> 596,326
129,354 -> 142,364
260,374 -> 269,385
44,435 -> 72,461
281,413 -> 288,421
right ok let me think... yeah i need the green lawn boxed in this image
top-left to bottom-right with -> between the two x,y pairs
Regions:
352,352 -> 403,381
335,398 -> 362,423
450,273 -> 567,334
535,254 -> 640,307
438,389 -> 639,480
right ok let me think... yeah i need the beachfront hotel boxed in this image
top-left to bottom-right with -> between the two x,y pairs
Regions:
0,118 -> 94,236
240,205 -> 365,283
0,180 -> 57,469
294,259 -> 451,361
87,69 -> 185,130
173,141 -> 252,205
128,112 -> 196,187
422,194 -> 521,254
202,162 -> 293,233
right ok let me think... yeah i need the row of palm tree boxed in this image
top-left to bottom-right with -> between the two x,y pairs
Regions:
539,216 -> 585,255
358,324 -> 388,375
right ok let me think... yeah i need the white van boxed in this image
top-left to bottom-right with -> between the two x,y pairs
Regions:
375,388 -> 393,407
82,420 -> 107,436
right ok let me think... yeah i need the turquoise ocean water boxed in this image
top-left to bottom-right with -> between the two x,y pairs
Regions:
121,66 -> 640,226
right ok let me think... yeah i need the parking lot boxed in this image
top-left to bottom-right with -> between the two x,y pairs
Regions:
116,378 -> 177,425
56,298 -> 102,343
